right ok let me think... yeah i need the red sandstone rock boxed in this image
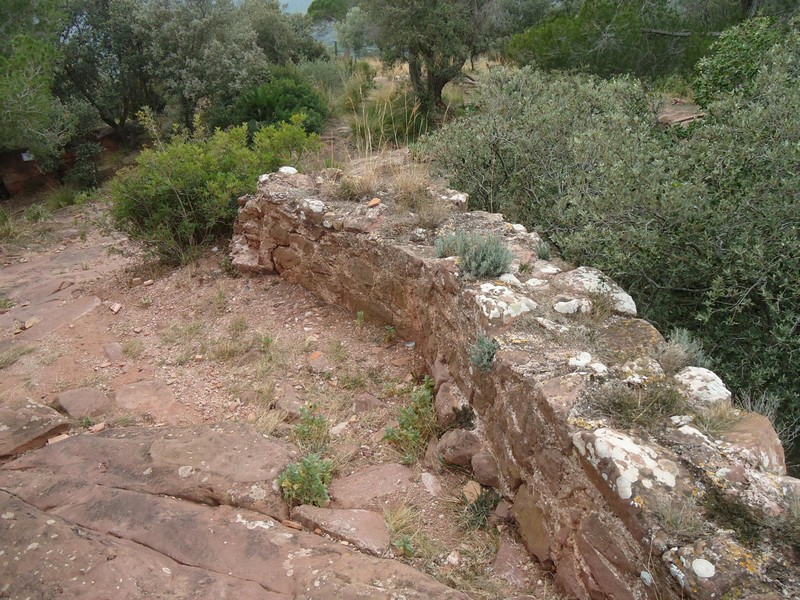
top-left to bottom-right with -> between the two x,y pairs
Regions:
292,506 -> 390,556
0,398 -> 69,458
53,387 -> 112,419
437,429 -> 482,467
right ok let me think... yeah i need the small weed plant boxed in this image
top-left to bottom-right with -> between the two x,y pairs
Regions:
278,453 -> 333,507
384,377 -> 439,464
462,488 -> 501,530
535,239 -> 551,260
469,333 -> 498,372
292,403 -> 330,453
435,232 -> 513,278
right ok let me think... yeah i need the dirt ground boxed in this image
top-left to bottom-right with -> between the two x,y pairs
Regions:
0,189 -> 557,599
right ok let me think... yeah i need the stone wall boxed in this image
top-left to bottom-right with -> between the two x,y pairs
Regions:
231,169 -> 800,600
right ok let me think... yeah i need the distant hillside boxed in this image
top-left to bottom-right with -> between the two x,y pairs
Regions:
282,0 -> 311,13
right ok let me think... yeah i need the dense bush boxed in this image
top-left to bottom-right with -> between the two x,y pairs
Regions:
351,83 -> 432,150
692,17 -> 783,107
424,31 -> 800,433
111,113 -> 321,263
229,78 -> 329,134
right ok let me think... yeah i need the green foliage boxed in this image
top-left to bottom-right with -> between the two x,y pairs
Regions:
392,534 -> 415,557
292,403 -> 330,453
434,231 -> 513,278
335,7 -> 371,58
462,488 -> 501,530
469,333 -> 498,372
506,0 -> 743,78
362,0 -> 473,108
535,239 -> 551,260
278,453 -> 333,507
231,78 -> 329,133
56,0 -> 159,141
384,377 -> 438,464
308,0 -> 352,22
425,56 -> 800,434
110,111 -> 320,263
65,142 -> 101,190
692,17 -> 783,107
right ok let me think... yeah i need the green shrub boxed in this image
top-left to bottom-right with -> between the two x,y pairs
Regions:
232,77 -> 329,133
425,51 -> 800,445
693,17 -> 782,107
23,203 -> 50,223
384,377 -> 438,464
278,453 -> 333,507
111,112 -> 320,263
469,333 -> 498,372
292,403 -> 330,454
434,231 -> 513,278
65,142 -> 101,190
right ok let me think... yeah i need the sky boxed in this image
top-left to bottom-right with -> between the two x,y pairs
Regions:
281,0 -> 312,13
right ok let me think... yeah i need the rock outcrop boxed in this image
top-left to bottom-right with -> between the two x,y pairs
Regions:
0,424 -> 469,599
231,170 -> 800,599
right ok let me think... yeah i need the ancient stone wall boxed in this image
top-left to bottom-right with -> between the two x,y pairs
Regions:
231,170 -> 800,600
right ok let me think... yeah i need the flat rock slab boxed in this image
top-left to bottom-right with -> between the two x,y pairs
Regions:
53,386 -> 112,419
292,506 -> 390,556
329,463 -> 413,509
0,295 -> 101,350
115,379 -> 181,423
0,398 -> 69,458
5,423 -> 299,520
0,466 -> 468,599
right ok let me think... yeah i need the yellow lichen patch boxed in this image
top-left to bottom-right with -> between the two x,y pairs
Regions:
568,416 -> 605,430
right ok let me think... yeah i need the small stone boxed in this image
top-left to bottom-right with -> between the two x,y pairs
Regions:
281,519 -> 303,530
421,472 -> 442,497
47,434 -> 70,445
331,422 -> 348,436
568,352 -> 592,368
99,361 -> 112,369
511,224 -> 527,234
368,198 -> 381,208
89,422 -> 108,433
109,303 -> 122,314
499,274 -> 521,285
194,355 -> 204,362
23,316 -> 42,330
691,558 -> 715,579
278,166 -> 298,175
131,277 -> 143,286
446,550 -> 461,567
462,480 -> 482,504
143,279 -> 154,286
640,571 -> 653,587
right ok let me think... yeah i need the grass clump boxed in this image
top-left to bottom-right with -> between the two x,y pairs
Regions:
694,402 -> 743,437
590,381 -> 687,429
24,204 -> 50,223
0,296 -> 15,311
462,488 -> 501,531
291,403 -> 330,454
535,239 -> 551,260
278,453 -> 333,507
0,346 -> 34,370
656,328 -> 712,375
122,339 -> 145,358
469,333 -> 498,372
650,495 -> 707,543
435,232 -> 513,278
384,504 -> 438,560
384,377 -> 438,464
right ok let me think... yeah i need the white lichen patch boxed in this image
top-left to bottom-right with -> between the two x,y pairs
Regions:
248,484 -> 267,501
554,267 -> 637,316
235,513 -> 275,530
472,283 -> 538,325
573,428 -> 678,500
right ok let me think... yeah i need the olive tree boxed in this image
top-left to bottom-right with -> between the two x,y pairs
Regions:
362,0 -> 474,108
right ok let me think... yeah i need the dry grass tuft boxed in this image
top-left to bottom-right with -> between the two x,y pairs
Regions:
650,494 -> 707,542
590,381 -> 687,430
694,402 -> 743,436
0,346 -> 34,370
